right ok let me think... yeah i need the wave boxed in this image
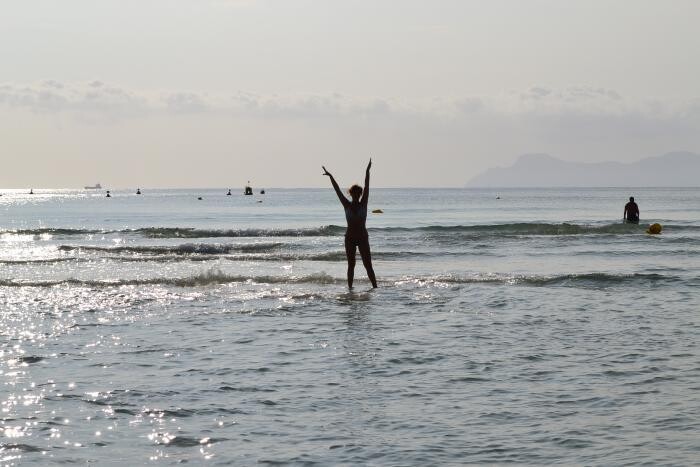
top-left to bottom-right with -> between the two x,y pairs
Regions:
0,271 -> 340,288
396,272 -> 687,287
0,228 -> 104,236
0,271 -> 690,289
0,257 -> 79,265
56,248 -> 433,262
58,242 -> 284,255
161,250 -> 417,262
132,223 -> 656,237
3,223 -> 700,239
382,223 -> 677,236
133,226 -> 345,238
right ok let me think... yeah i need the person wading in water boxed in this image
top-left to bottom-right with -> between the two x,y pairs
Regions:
624,196 -> 640,224
322,159 -> 378,289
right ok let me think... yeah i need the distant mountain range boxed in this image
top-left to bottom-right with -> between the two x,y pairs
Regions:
467,151 -> 700,187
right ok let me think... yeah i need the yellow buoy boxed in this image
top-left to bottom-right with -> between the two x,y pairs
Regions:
372,209 -> 383,214
647,223 -> 662,235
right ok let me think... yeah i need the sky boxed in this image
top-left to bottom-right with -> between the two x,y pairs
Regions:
1,0 -> 700,188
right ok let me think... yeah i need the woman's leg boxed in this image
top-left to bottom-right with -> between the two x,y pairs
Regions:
358,240 -> 378,288
344,237 -> 357,288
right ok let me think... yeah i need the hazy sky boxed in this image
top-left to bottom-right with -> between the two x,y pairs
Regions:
2,0 -> 700,188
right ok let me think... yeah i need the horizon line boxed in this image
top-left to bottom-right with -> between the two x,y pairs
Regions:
2,185 -> 700,191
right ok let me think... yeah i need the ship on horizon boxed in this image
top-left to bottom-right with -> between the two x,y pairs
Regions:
84,183 -> 102,190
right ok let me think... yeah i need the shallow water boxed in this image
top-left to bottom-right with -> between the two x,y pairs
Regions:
1,187 -> 699,465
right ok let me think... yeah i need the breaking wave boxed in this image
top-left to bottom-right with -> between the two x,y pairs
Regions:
132,226 -> 345,238
0,271 -> 689,289
131,222 -> 698,238
0,271 -> 340,288
4,223 -> 699,239
0,257 -> 80,265
53,248 -> 433,262
396,272 -> 686,287
0,228 -> 103,236
58,242 -> 284,255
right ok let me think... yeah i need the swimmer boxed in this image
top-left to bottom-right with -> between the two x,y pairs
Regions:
322,159 -> 377,289
624,196 -> 639,224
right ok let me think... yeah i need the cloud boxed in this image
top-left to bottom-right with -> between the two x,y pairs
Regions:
0,81 -> 403,121
1,81 -> 698,129
164,92 -> 210,114
0,80 -> 147,121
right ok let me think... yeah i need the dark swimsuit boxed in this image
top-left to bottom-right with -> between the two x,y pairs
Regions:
344,204 -> 368,246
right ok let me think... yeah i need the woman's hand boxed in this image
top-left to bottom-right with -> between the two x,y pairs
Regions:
322,166 -> 331,177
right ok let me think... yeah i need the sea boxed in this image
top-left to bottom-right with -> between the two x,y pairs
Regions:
1,187 -> 699,465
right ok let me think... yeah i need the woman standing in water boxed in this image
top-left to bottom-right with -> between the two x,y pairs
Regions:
322,159 -> 378,289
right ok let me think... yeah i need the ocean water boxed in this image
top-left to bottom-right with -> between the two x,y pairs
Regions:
1,187 -> 699,465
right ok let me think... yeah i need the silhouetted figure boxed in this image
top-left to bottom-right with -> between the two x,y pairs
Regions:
260,189 -> 265,194
29,189 -> 34,195
323,159 -> 377,289
226,189 -> 232,196
136,188 -> 141,195
244,182 -> 253,195
106,190 -> 111,198
624,196 -> 639,223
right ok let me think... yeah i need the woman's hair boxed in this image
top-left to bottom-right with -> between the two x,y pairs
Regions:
348,184 -> 363,197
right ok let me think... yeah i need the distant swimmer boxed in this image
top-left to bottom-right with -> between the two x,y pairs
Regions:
136,188 -> 141,195
323,158 -> 377,289
227,189 -> 232,196
198,196 -> 203,200
624,196 -> 639,224
106,190 -> 111,198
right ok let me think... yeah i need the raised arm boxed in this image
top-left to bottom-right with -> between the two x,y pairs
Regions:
322,166 -> 349,206
361,158 -> 371,205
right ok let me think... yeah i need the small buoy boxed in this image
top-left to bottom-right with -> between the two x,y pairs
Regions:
197,197 -> 203,200
372,209 -> 383,214
647,223 -> 662,235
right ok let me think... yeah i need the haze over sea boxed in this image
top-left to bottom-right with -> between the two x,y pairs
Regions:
1,187 -> 699,465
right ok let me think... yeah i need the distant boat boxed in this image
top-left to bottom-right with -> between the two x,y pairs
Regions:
85,183 -> 102,190
244,182 -> 253,195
